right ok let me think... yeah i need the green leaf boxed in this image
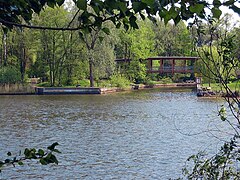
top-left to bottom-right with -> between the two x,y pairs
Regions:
173,15 -> 181,25
230,5 -> 240,15
47,1 -> 55,8
132,2 -> 147,13
38,149 -> 45,156
129,15 -> 138,29
76,0 -> 87,10
52,149 -> 61,154
213,0 -> 222,7
142,0 -> 155,6
98,36 -> 104,42
159,8 -> 167,18
40,158 -> 48,165
169,7 -> 178,19
116,22 -> 121,29
223,0 -> 234,6
47,142 -> 59,151
164,14 -> 172,25
189,4 -> 204,14
211,7 -> 222,19
24,148 -> 30,157
18,161 -> 24,166
139,13 -> 145,20
56,0 -> 65,6
117,1 -> 128,13
102,27 -> 110,35
49,154 -> 58,164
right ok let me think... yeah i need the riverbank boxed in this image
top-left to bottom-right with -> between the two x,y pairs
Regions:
0,83 -> 197,95
0,83 -> 35,95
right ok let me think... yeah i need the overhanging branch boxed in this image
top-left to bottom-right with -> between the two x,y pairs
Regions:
0,19 -> 82,31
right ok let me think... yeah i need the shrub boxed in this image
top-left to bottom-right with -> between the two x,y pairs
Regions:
0,66 -> 21,84
144,78 -> 156,87
77,79 -> 90,87
159,77 -> 173,84
37,82 -> 51,87
126,60 -> 146,84
110,74 -> 131,88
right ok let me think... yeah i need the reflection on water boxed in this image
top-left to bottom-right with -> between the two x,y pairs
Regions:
0,89 -> 231,179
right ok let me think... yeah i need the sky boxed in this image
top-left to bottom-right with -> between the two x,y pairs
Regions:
220,5 -> 240,25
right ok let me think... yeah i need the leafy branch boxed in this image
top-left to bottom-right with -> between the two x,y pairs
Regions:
0,142 -> 61,173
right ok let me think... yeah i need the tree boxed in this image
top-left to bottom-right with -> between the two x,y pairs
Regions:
153,20 -> 194,56
113,18 -> 156,83
183,16 -> 240,179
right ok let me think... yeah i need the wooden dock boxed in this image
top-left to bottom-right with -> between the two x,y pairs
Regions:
35,87 -> 101,95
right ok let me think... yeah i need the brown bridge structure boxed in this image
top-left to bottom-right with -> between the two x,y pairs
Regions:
146,56 -> 198,75
116,56 -> 199,75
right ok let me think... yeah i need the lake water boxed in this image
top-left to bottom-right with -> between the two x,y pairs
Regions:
0,89 -> 233,179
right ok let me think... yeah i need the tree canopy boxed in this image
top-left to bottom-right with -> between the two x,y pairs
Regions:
1,0 -> 239,32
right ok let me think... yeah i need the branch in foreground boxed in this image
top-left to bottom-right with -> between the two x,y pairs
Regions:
0,19 -> 82,31
0,142 -> 61,173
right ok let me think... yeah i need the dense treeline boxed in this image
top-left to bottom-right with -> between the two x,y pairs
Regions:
0,5 -> 239,87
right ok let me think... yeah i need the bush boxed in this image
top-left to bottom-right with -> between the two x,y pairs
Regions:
77,79 -> 90,87
0,66 -> 21,84
110,74 -> 131,88
37,82 -> 51,87
126,60 -> 146,84
159,77 -> 173,84
144,78 -> 156,87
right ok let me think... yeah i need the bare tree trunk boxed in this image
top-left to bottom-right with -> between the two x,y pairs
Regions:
89,55 -> 94,87
19,30 -> 27,82
2,32 -> 7,66
52,35 -> 56,86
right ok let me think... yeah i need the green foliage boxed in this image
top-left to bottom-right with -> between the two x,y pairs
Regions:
183,135 -> 240,179
109,74 -> 131,88
144,78 -> 156,87
126,60 -> 146,84
218,105 -> 227,121
99,74 -> 130,88
172,73 -> 192,83
195,15 -> 239,86
1,0 -> 238,34
182,15 -> 240,180
159,76 -> 173,84
37,82 -> 52,87
0,142 -> 61,173
0,66 -> 21,84
77,79 -> 90,87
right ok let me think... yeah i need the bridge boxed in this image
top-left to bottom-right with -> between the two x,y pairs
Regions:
147,56 -> 198,75
115,56 -> 198,75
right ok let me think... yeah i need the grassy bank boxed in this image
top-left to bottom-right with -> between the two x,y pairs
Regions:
202,80 -> 240,92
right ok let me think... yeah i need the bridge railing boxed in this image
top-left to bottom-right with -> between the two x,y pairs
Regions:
148,66 -> 194,72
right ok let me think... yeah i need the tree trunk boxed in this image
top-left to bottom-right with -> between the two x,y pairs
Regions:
2,32 -> 7,66
87,48 -> 94,87
89,56 -> 94,87
19,30 -> 27,82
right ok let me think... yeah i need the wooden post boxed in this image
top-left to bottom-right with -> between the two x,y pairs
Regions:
172,59 -> 175,75
148,58 -> 153,71
160,59 -> 163,73
150,59 -> 153,71
184,59 -> 186,73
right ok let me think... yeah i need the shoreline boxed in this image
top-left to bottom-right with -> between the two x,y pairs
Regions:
0,83 -> 197,95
